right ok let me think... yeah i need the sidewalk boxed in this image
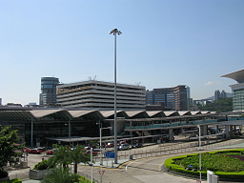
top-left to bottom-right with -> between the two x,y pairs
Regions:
81,158 -> 129,168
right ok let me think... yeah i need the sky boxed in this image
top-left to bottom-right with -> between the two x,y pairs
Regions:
0,0 -> 244,105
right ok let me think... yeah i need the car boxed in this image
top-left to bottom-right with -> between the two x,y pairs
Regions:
118,143 -> 130,150
131,143 -> 143,148
46,149 -> 54,155
37,147 -> 46,153
105,143 -> 114,148
29,148 -> 42,154
86,148 -> 100,156
23,147 -> 42,154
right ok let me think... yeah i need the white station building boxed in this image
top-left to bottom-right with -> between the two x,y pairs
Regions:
56,80 -> 146,110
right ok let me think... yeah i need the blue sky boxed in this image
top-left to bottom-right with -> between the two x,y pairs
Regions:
0,0 -> 244,105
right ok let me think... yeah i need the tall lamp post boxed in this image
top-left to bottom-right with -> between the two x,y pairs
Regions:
197,125 -> 202,183
110,28 -> 122,164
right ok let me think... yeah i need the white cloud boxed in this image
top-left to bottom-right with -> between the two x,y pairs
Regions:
205,81 -> 215,86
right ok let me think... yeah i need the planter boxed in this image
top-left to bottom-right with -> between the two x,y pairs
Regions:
0,176 -> 9,182
29,169 -> 49,180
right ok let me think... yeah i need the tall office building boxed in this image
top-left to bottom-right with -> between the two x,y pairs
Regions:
56,80 -> 146,110
39,77 -> 59,106
146,85 -> 190,110
214,90 -> 221,100
222,69 -> 244,112
0,98 -> 2,105
215,90 -> 227,100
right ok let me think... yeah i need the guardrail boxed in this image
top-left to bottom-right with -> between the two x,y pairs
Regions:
125,118 -> 244,131
94,139 -> 244,163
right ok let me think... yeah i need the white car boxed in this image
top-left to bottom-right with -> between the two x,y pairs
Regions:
118,143 -> 130,150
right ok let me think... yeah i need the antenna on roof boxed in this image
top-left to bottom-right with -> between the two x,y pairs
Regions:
135,82 -> 141,86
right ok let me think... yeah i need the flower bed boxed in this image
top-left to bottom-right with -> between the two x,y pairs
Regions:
164,148 -> 244,181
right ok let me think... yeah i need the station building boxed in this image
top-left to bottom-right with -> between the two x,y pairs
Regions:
57,80 -> 146,110
1,106 -> 243,147
223,69 -> 244,112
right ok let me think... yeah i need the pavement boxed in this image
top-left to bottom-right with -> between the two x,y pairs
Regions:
7,138 -> 244,183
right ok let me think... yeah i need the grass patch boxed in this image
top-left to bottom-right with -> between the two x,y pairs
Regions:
164,149 -> 244,181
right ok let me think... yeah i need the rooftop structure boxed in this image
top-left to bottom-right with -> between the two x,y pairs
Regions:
222,69 -> 244,112
56,80 -> 146,110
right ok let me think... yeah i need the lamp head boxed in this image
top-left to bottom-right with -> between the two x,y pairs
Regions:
110,28 -> 122,35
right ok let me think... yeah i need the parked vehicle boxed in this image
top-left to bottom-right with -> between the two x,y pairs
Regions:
86,148 -> 100,156
46,149 -> 54,155
118,143 -> 130,150
131,142 -> 143,148
105,143 -> 114,148
24,147 -> 42,154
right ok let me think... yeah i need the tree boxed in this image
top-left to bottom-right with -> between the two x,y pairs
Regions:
70,146 -> 89,174
0,126 -> 21,178
198,98 -> 233,112
48,145 -> 71,168
41,167 -> 79,183
48,145 -> 89,174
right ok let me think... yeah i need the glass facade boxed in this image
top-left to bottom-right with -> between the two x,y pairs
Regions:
233,89 -> 244,111
39,77 -> 59,106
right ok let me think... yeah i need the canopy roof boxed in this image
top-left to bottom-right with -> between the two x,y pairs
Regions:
222,69 -> 244,83
0,108 -> 215,121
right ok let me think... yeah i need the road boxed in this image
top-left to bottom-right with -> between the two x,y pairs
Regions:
78,154 -> 206,183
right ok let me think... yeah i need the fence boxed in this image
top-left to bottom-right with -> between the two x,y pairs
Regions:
94,138 -> 244,163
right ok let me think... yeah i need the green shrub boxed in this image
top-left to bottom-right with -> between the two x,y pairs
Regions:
0,179 -> 22,183
164,149 -> 244,181
11,178 -> 22,183
34,160 -> 49,170
76,176 -> 93,183
41,167 -> 80,183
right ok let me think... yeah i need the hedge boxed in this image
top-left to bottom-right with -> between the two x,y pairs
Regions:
0,179 -> 22,183
164,149 -> 244,181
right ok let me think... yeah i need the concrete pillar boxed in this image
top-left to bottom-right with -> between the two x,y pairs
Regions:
225,125 -> 230,139
30,120 -> 34,147
201,125 -> 208,136
169,128 -> 174,141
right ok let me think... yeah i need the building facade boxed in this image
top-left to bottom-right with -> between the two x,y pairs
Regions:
146,85 -> 190,110
39,77 -> 59,106
56,80 -> 146,110
223,69 -> 244,112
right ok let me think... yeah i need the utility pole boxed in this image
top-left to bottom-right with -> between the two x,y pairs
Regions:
110,28 -> 122,164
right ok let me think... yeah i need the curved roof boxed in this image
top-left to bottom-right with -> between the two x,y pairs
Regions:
0,108 -> 216,121
178,111 -> 191,116
146,111 -> 164,117
68,110 -> 97,118
222,69 -> 244,83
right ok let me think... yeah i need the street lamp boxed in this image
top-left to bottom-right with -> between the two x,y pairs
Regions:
197,125 -> 202,183
110,28 -> 122,164
96,120 -> 103,165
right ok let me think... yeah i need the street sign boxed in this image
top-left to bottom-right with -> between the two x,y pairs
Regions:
105,151 -> 115,158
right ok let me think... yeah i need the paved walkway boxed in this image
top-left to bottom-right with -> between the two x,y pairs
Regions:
7,138 -> 244,183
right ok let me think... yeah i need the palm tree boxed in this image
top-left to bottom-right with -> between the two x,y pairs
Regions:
48,145 -> 71,168
41,167 -> 79,183
70,146 -> 89,174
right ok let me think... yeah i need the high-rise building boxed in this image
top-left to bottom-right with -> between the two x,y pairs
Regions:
146,85 -> 190,110
39,77 -> 59,106
214,90 -> 221,100
56,80 -> 146,110
0,98 -> 2,106
215,90 -> 227,100
220,90 -> 227,98
222,69 -> 244,112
